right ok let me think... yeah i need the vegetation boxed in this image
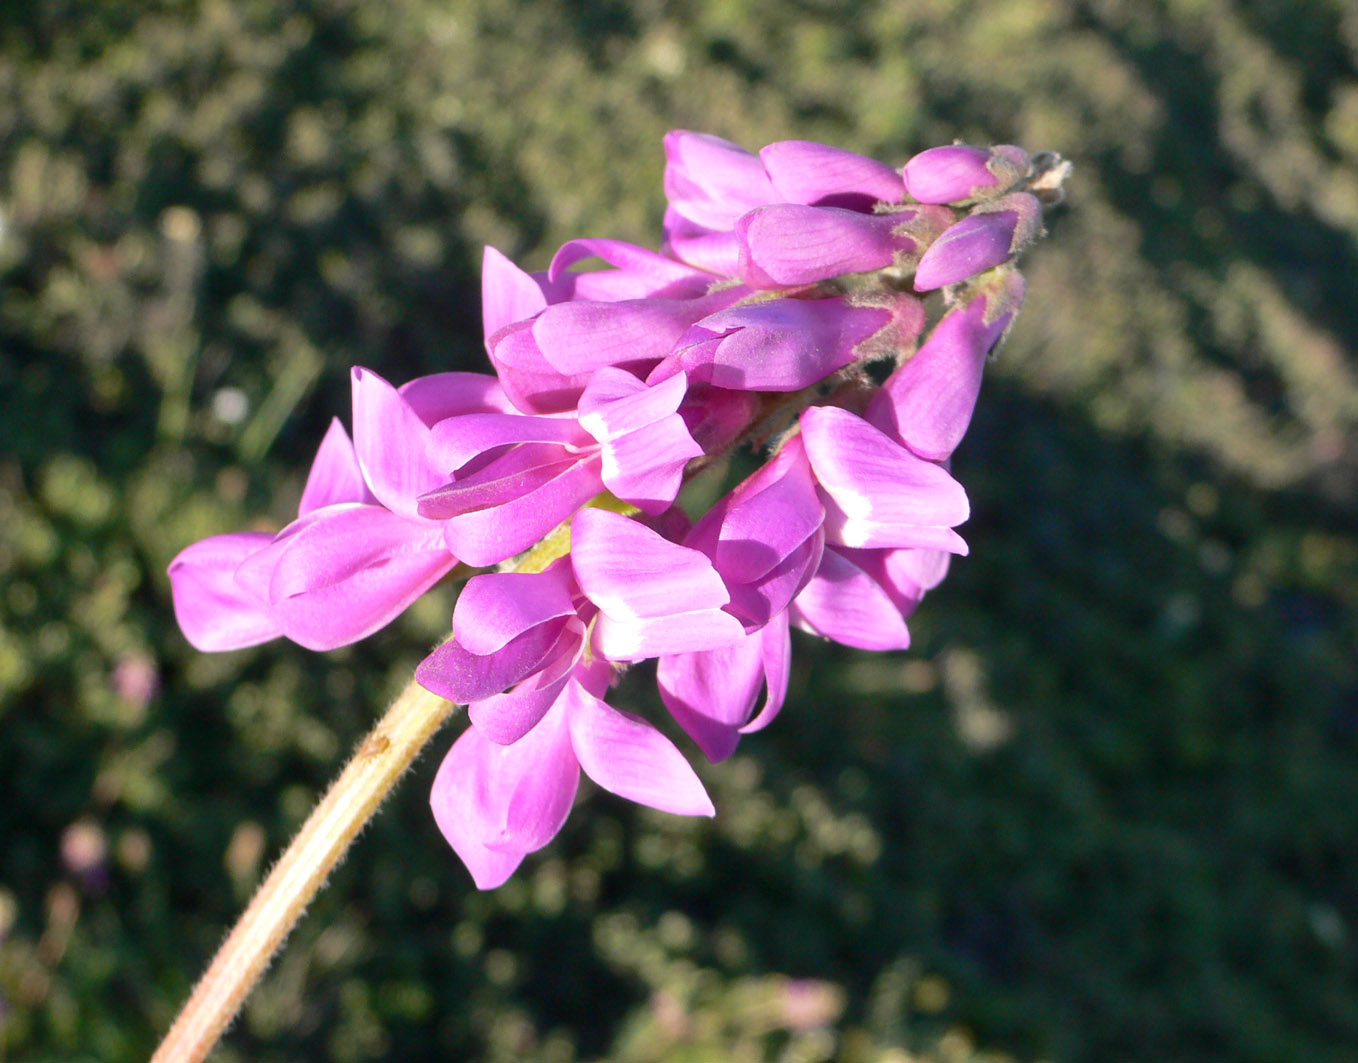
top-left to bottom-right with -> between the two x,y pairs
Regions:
1,1 -> 1355,1059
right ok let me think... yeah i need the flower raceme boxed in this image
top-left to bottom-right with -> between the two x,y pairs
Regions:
169,130 -> 1065,887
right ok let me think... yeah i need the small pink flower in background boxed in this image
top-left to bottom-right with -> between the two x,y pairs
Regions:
61,820 -> 110,894
112,652 -> 160,708
170,127 -> 1063,887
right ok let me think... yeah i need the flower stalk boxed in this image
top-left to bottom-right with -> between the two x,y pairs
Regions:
150,679 -> 456,1063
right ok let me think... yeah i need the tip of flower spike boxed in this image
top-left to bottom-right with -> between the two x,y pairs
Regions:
1027,151 -> 1074,205
902,144 -> 1032,205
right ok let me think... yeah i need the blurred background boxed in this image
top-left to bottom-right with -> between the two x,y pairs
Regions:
2,0 -> 1356,1060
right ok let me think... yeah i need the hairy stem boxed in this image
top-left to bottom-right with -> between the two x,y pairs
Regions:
150,679 -> 456,1063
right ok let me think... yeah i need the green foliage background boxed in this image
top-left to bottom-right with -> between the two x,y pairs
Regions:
2,0 -> 1356,1060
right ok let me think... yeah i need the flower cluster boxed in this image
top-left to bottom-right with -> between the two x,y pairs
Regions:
170,132 -> 1062,887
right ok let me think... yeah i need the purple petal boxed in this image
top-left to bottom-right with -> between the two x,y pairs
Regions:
532,296 -> 723,376
549,238 -> 714,300
725,532 -> 824,629
255,504 -> 446,600
428,412 -> 588,473
682,439 -> 825,628
680,298 -> 890,392
237,505 -> 455,650
886,546 -> 952,595
800,406 -> 970,532
792,547 -> 912,650
741,613 -> 791,734
430,709 -> 579,889
903,144 -> 1031,205
419,443 -> 579,519
818,492 -> 970,552
736,205 -> 909,288
689,437 -> 824,583
658,630 -> 767,761
452,564 -> 578,655
902,145 -> 996,204
488,319 -> 593,415
572,508 -> 746,660
271,552 -> 452,650
417,619 -> 568,703
598,419 -> 703,515
592,607 -> 748,661
468,669 -> 571,746
465,615 -> 585,744
866,285 -> 1018,461
663,130 -> 775,231
836,545 -> 951,616
399,371 -> 514,423
565,681 -> 715,816
913,211 -> 1017,291
578,367 -> 681,438
572,508 -> 730,621
760,140 -> 905,208
168,532 -> 280,651
482,245 -> 549,338
434,453 -> 603,568
663,207 -> 743,276
299,419 -> 372,514
351,367 -> 444,519
580,370 -> 701,514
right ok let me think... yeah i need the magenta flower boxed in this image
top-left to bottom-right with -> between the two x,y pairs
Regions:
681,435 -> 826,630
662,130 -> 908,273
417,367 -> 703,566
483,239 -> 729,415
666,296 -> 895,393
169,369 -> 510,650
169,127 -> 1064,892
734,202 -> 952,290
800,405 -> 970,555
571,507 -> 748,661
430,658 -> 714,889
658,613 -> 791,762
417,559 -> 590,744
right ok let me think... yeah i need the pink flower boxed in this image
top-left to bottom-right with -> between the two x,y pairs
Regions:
417,367 -> 703,566
170,127 -> 1063,890
662,131 -> 907,273
169,369 -> 509,650
913,194 -> 1042,291
570,508 -> 748,661
482,240 -> 728,415
663,297 -> 899,393
429,659 -> 714,889
417,559 -> 590,745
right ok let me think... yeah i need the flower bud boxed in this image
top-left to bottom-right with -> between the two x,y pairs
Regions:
913,192 -> 1042,291
902,144 -> 1031,205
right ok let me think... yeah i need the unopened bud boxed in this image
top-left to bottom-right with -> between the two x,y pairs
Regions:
902,144 -> 1031,205
913,193 -> 1042,292
867,268 -> 1025,461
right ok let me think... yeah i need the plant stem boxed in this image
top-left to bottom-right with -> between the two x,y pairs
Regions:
150,679 -> 456,1063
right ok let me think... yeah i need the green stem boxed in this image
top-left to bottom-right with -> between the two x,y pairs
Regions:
150,680 -> 456,1063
